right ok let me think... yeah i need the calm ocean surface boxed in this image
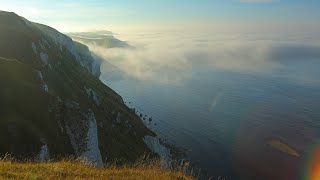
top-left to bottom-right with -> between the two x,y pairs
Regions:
98,32 -> 320,179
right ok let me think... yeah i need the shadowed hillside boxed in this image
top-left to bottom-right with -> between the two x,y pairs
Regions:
0,10 -> 164,166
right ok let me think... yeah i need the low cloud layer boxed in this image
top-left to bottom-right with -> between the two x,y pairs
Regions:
72,31 -> 320,84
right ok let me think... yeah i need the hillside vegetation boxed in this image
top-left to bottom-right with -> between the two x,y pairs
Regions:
0,10 -> 157,165
0,159 -> 192,180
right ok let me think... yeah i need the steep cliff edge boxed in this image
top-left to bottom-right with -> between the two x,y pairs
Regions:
0,11 -> 156,165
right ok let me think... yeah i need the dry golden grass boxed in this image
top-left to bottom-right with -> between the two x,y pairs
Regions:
0,159 -> 192,180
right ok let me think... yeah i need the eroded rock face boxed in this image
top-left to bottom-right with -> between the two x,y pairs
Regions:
33,24 -> 101,77
143,136 -> 172,168
63,100 -> 103,167
84,87 -> 101,106
37,139 -> 50,162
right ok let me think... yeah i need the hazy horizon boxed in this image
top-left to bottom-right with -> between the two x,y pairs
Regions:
1,0 -> 320,33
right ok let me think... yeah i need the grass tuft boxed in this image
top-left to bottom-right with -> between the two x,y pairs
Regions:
0,157 -> 193,180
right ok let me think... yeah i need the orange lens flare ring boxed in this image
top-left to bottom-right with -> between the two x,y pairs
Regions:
309,147 -> 320,180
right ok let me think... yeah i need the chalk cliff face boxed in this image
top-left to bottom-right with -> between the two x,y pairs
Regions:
143,136 -> 172,168
0,11 -> 157,165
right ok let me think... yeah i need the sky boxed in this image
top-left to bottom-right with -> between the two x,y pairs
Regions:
0,0 -> 320,32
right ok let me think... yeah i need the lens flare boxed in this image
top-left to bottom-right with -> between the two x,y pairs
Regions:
307,146 -> 320,180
